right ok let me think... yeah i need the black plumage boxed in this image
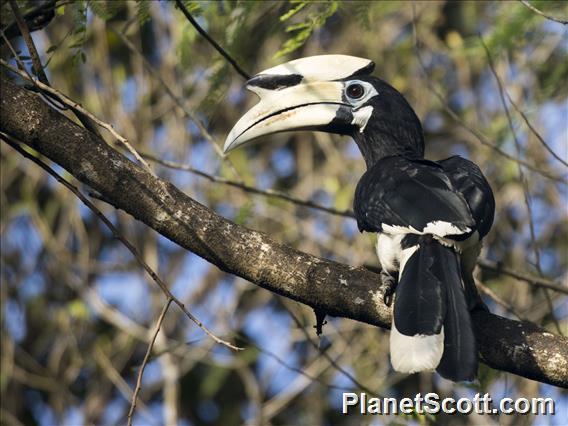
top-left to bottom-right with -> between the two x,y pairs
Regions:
395,237 -> 477,381
345,77 -> 494,381
225,56 -> 496,381
435,243 -> 478,381
354,156 -> 476,236
393,238 -> 446,337
438,156 -> 495,239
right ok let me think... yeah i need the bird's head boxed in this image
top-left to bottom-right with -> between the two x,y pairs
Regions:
223,55 -> 425,168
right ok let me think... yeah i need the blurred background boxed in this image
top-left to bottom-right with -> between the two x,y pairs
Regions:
1,1 -> 567,425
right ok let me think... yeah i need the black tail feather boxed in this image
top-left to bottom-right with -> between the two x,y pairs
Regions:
394,245 -> 445,337
424,239 -> 477,381
400,235 -> 477,382
390,240 -> 446,373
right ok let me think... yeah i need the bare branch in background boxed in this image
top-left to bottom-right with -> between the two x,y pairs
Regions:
505,91 -> 568,168
410,6 -> 566,185
143,151 -> 355,218
173,0 -> 251,80
480,35 -> 562,335
280,299 -> 377,395
114,30 -> 243,181
127,298 -> 173,426
1,131 -> 239,352
477,259 -> 567,295
475,279 -> 524,321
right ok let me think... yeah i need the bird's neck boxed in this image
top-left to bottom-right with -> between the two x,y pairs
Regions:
353,129 -> 425,170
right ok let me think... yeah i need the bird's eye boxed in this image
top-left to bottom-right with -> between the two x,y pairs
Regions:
346,83 -> 365,100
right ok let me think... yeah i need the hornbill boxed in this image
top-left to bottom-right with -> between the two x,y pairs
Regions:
223,55 -> 495,382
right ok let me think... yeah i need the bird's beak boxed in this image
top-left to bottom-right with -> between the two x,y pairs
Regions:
223,80 -> 346,154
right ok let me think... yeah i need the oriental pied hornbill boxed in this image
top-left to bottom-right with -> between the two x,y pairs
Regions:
223,55 -> 495,382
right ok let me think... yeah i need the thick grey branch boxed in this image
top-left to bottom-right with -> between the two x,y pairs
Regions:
1,75 -> 567,388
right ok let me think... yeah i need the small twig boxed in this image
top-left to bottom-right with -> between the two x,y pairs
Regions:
0,30 -> 68,112
92,346 -> 154,421
477,259 -> 567,295
519,0 -> 568,25
127,298 -> 173,426
1,134 -> 241,352
240,336 -> 355,392
7,0 -> 103,137
159,334 -> 359,392
440,99 -> 564,183
279,298 -> 377,395
8,0 -> 49,85
480,35 -> 563,335
142,152 -> 355,218
0,30 -> 34,78
173,0 -> 251,80
503,90 -> 568,168
475,279 -> 524,320
0,59 -> 156,177
113,30 -> 242,181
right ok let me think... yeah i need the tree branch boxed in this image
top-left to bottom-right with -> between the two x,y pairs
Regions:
1,75 -> 567,388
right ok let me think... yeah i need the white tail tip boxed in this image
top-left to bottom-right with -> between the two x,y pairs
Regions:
390,322 -> 444,374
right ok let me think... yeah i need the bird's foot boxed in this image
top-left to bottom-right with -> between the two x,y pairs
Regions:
380,271 -> 397,307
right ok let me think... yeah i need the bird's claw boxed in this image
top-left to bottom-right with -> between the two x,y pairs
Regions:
380,271 -> 396,307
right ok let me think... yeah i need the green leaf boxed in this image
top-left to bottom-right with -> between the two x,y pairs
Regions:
70,0 -> 87,31
181,0 -> 202,16
274,0 -> 340,59
68,1 -> 88,68
280,1 -> 307,22
284,21 -> 310,32
88,0 -> 122,21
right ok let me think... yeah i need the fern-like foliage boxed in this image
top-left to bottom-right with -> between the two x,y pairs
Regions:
68,0 -> 88,65
135,0 -> 152,26
88,0 -> 121,21
274,0 -> 340,59
181,0 -> 202,16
